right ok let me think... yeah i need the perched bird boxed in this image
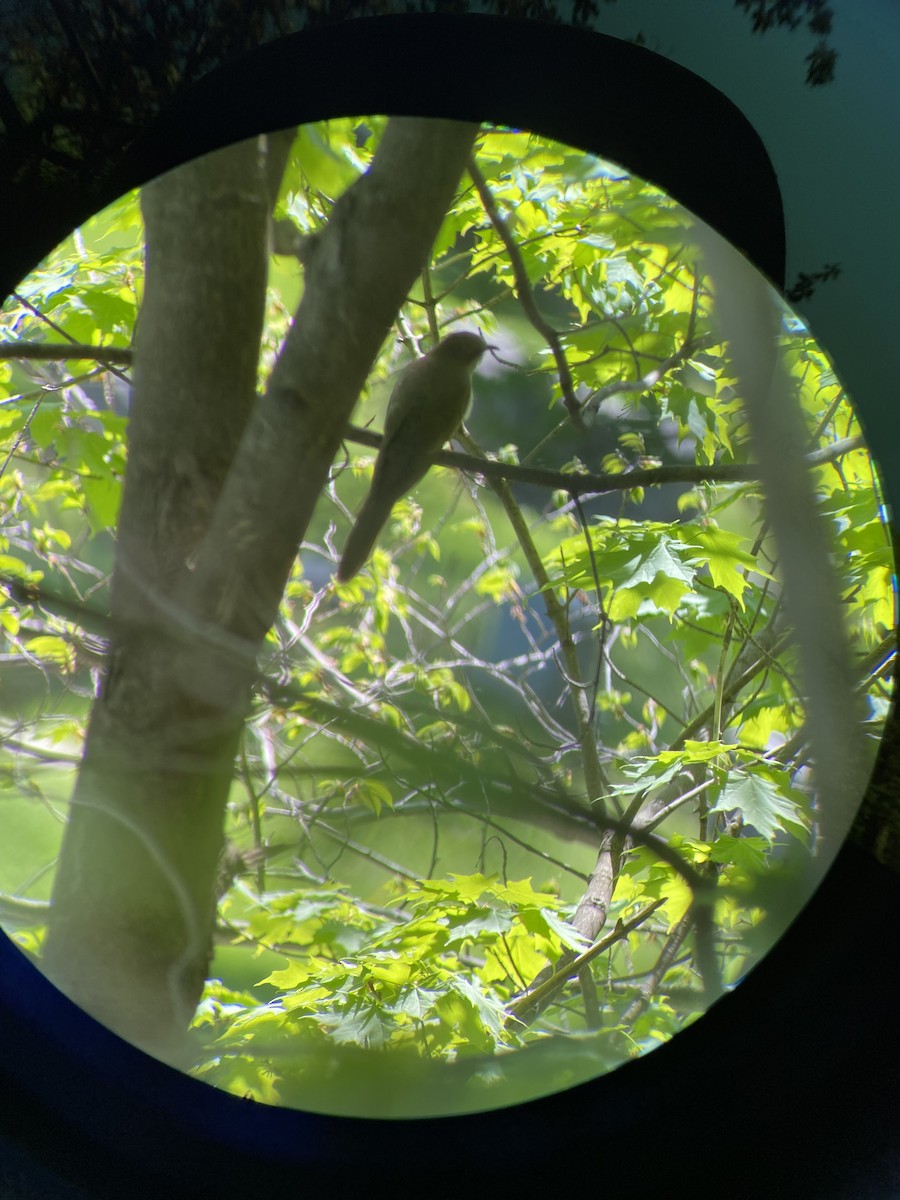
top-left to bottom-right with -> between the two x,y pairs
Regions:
337,331 -> 491,581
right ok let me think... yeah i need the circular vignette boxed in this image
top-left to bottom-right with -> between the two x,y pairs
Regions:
0,14 -> 785,300
1,10 -> 896,1199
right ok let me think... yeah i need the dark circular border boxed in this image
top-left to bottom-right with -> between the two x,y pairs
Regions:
1,12 -> 897,1198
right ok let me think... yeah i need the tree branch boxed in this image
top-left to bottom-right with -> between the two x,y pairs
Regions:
467,154 -> 585,430
506,898 -> 665,1025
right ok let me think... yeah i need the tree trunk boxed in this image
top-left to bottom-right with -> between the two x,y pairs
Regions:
42,117 -> 480,1064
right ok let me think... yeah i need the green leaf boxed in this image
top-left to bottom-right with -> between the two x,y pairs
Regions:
318,1003 -> 394,1050
82,476 -> 121,532
708,834 -> 768,873
682,525 -> 759,607
353,778 -> 394,816
548,520 -> 697,621
710,768 -> 810,842
657,740 -> 730,766
23,635 -> 76,672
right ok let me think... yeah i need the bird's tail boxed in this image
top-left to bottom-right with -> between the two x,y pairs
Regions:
336,492 -> 396,582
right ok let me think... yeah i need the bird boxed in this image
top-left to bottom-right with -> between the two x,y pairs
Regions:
337,331 -> 491,582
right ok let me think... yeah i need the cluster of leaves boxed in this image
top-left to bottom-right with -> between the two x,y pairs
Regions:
198,876 -> 561,1078
193,867 -> 702,1114
0,121 -> 892,1113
